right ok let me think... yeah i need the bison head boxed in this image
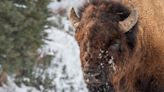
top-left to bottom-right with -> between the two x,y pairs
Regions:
69,1 -> 138,91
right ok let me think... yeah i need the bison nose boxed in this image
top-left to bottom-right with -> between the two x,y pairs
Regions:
84,72 -> 101,84
83,68 -> 107,86
83,62 -> 107,86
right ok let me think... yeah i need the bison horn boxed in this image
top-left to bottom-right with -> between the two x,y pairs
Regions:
68,7 -> 80,28
119,7 -> 138,33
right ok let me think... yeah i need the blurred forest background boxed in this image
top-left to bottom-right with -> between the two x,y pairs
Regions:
0,0 -> 87,92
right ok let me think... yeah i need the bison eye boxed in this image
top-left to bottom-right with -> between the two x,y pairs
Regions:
109,39 -> 121,49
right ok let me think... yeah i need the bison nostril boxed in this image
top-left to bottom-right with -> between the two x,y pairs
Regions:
84,72 -> 102,84
83,65 -> 108,84
83,69 -> 107,85
84,72 -> 100,78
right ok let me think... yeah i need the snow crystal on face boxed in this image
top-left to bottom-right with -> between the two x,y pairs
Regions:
100,49 -> 105,53
100,63 -> 104,68
108,57 -> 116,71
98,53 -> 103,59
86,78 -> 89,83
108,56 -> 114,64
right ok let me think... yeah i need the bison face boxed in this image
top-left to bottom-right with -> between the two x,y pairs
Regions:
69,1 -> 138,89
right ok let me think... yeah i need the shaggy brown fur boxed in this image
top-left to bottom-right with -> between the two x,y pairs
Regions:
113,0 -> 164,92
69,0 -> 164,92
75,1 -> 131,91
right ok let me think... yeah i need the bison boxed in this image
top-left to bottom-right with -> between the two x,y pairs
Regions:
69,0 -> 164,92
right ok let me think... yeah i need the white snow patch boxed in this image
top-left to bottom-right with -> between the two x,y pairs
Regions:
39,27 -> 88,92
48,0 -> 85,11
0,0 -> 88,92
0,77 -> 40,92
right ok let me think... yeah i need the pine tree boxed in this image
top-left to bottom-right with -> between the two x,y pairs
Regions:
0,0 -> 52,78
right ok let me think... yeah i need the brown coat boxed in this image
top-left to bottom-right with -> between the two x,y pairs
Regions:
69,0 -> 164,92
113,0 -> 164,92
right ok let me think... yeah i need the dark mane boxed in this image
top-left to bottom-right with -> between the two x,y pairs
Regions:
77,1 -> 138,51
77,0 -> 130,22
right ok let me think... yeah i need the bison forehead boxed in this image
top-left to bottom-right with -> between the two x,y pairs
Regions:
77,20 -> 121,43
81,5 -> 119,22
79,1 -> 130,22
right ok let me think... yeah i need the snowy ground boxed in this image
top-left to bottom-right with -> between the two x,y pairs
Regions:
0,0 -> 88,92
0,27 -> 88,92
41,27 -> 88,92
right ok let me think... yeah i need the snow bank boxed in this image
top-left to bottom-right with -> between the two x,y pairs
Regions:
0,27 -> 88,92
41,27 -> 88,92
0,0 -> 88,92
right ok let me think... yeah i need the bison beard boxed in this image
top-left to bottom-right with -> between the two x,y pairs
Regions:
69,0 -> 164,92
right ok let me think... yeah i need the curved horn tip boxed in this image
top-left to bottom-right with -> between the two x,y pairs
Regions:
68,7 -> 80,28
68,7 -> 75,20
119,8 -> 138,33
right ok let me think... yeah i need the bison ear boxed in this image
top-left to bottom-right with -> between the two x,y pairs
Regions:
68,7 -> 80,29
119,7 -> 138,33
